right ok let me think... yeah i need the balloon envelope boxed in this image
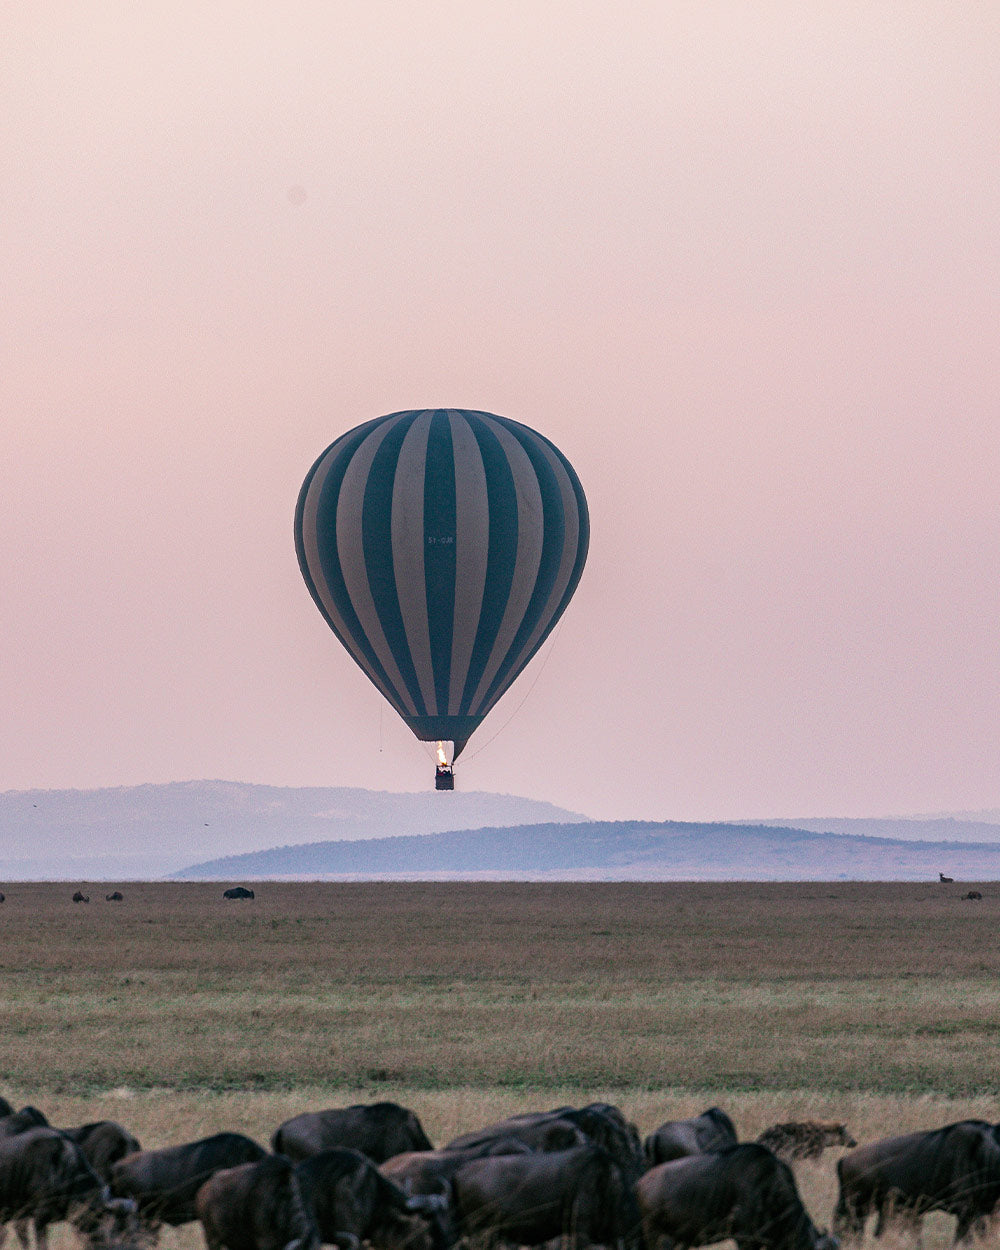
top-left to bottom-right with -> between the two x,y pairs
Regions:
294,409 -> 589,759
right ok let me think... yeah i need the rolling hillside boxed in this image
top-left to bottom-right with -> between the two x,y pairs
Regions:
173,818 -> 1000,881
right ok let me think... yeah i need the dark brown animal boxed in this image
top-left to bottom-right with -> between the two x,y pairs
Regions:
59,1123 -> 142,1182
0,1126 -> 136,1250
295,1148 -> 442,1250
644,1108 -> 738,1166
0,1102 -> 11,1120
110,1132 -> 267,1234
223,888 -> 254,900
445,1116 -> 585,1156
637,1143 -> 835,1250
963,892 -> 983,901
755,1122 -> 856,1163
940,874 -> 955,883
273,1104 -> 433,1164
445,1103 -> 642,1179
0,1108 -> 50,1139
834,1120 -> 1000,1244
72,892 -> 89,903
196,1154 -> 319,1250
450,1143 -> 636,1250
105,893 -> 124,902
380,1141 -> 533,1196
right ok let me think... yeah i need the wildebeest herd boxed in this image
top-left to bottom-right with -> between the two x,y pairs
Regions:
4,1095 -> 1000,1250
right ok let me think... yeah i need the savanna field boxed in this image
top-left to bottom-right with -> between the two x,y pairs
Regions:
2,880 -> 1000,1250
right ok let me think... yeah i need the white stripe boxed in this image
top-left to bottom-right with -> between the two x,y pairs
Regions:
476,434 -> 582,720
336,415 -> 419,717
447,411 -> 490,714
391,412 -> 436,714
467,415 -> 544,714
299,433 -> 402,711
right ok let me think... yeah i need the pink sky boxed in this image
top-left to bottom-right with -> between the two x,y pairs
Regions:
3,3 -> 999,822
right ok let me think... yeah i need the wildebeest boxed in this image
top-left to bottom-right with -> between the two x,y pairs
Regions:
273,1104 -> 433,1164
60,1123 -> 142,1182
0,1108 -> 50,1138
110,1132 -> 268,1234
0,1126 -> 137,1250
963,892 -> 983,901
380,1141 -> 533,1195
0,1101 -> 11,1120
637,1143 -> 835,1250
196,1153 -> 319,1250
105,892 -> 124,902
223,887 -> 255,900
940,873 -> 955,883
450,1143 -> 636,1250
834,1120 -> 1000,1244
755,1122 -> 856,1163
0,893 -> 5,904
644,1108 -> 738,1166
72,892 -> 90,903
295,1148 -> 442,1250
456,1104 -> 645,1181
444,1116 -> 586,1156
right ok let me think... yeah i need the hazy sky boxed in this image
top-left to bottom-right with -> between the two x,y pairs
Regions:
4,3 -> 999,822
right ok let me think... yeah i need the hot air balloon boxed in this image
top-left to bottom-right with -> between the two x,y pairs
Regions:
294,409 -> 589,789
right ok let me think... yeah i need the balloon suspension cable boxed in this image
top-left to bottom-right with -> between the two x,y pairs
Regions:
460,621 -> 565,767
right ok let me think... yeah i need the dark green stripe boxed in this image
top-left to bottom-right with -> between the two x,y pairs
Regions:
294,419 -> 408,714
477,418 -> 568,712
361,411 -> 427,716
423,411 -> 457,717
457,413 -> 519,716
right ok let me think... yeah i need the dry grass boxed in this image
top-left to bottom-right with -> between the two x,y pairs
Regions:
2,880 -> 998,1250
1,881 -> 997,1095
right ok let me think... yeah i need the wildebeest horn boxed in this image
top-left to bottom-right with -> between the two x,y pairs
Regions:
405,1194 -> 448,1214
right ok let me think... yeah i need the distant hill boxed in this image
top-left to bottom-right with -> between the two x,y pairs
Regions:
744,815 -> 1000,842
0,781 -> 587,880
173,819 -> 1000,881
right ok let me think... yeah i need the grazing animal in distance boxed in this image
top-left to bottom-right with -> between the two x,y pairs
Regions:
105,892 -> 124,902
296,1148 -> 443,1250
196,1153 -> 319,1250
637,1143 -> 836,1250
756,1121 -> 856,1163
963,891 -> 983,901
644,1108 -> 738,1166
274,1103 -> 433,1164
222,887 -> 254,900
110,1131 -> 268,1236
0,893 -> 5,903
834,1119 -> 1000,1245
72,891 -> 90,903
939,873 -> 955,883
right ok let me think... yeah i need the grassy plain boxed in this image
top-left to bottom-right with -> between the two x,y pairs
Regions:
1,880 -> 999,1250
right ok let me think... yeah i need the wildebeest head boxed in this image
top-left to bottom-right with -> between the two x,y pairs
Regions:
825,1125 -> 856,1150
377,1210 -> 435,1250
71,1191 -> 141,1250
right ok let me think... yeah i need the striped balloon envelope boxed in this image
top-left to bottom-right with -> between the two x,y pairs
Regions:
294,409 -> 589,767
